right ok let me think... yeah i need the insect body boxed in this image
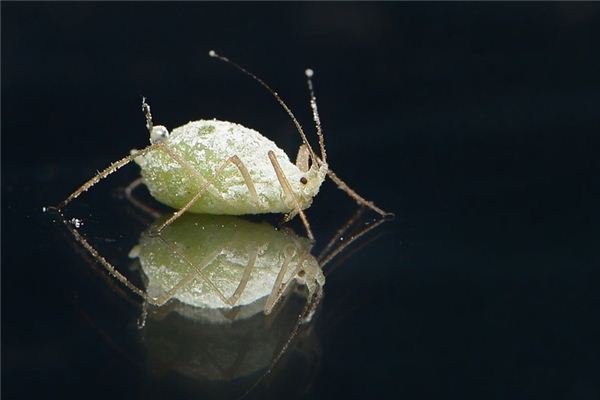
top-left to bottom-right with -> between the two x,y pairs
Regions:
135,120 -> 328,216
56,50 -> 392,240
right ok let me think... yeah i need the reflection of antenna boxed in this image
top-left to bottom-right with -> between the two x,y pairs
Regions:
318,206 -> 366,261
315,205 -> 389,269
320,217 -> 387,268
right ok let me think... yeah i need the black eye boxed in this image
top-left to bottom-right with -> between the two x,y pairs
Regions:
300,177 -> 308,185
298,269 -> 306,277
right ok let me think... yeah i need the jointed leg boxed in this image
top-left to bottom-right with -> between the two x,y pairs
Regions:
319,216 -> 387,268
229,155 -> 260,206
62,217 -> 150,301
226,247 -> 258,306
264,246 -> 311,315
124,177 -> 162,219
151,234 -> 261,308
57,142 -> 165,210
268,150 -> 315,241
154,235 -> 231,305
156,155 -> 261,232
317,206 -> 366,261
264,249 -> 294,314
327,169 -> 394,218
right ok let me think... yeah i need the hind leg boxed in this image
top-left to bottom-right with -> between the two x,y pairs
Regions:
155,154 -> 261,232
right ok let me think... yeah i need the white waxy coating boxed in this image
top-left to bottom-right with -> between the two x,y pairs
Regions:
134,120 -> 322,215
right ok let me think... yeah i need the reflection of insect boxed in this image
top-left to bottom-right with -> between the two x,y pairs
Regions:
55,50 -> 392,240
58,191 -> 387,397
131,213 -> 325,316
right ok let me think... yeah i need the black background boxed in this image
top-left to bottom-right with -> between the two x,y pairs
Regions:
2,2 -> 600,399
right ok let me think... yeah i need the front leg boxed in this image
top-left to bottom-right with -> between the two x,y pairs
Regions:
268,150 -> 315,241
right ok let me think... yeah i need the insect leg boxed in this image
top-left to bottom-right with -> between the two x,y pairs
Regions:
152,235 -> 231,305
265,247 -> 310,315
264,248 -> 294,314
226,246 -> 259,306
319,214 -> 387,268
326,169 -> 394,218
267,150 -> 315,241
317,206 -> 366,261
228,155 -> 260,206
155,155 -> 261,232
62,217 -> 150,300
57,142 -> 165,210
124,177 -> 162,219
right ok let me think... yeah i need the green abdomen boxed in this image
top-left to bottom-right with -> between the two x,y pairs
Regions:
134,142 -> 289,215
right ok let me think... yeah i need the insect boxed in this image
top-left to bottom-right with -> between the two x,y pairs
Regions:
55,50 -> 393,240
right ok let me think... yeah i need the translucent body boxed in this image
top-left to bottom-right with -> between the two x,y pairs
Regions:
133,120 -> 327,215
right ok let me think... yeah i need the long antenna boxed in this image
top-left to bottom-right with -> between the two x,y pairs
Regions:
305,68 -> 327,164
141,96 -> 153,133
208,50 -> 321,166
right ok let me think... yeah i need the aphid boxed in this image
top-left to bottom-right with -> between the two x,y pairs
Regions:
55,50 -> 393,240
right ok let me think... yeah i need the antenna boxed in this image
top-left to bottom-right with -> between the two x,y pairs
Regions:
305,68 -> 327,164
208,50 -> 321,166
141,96 -> 153,133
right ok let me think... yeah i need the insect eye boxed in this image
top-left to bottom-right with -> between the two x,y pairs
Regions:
298,269 -> 306,277
300,177 -> 308,185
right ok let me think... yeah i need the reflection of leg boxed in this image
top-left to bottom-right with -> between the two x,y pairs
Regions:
153,230 -> 260,308
63,218 -> 149,300
57,142 -> 164,209
226,247 -> 258,306
264,247 -> 310,314
153,235 -> 229,305
157,155 -> 260,232
244,284 -> 324,398
63,211 -> 229,311
268,150 -> 314,241
319,215 -> 387,269
265,249 -> 294,314
124,177 -> 162,219
327,169 -> 394,218
317,206 -> 366,261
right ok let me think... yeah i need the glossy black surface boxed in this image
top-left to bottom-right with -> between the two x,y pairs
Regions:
3,3 -> 600,399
